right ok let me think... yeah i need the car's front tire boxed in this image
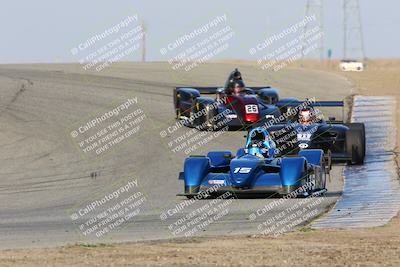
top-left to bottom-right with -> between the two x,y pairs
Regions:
195,102 -> 218,131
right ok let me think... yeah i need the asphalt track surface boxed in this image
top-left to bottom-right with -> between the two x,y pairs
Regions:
0,62 -> 351,249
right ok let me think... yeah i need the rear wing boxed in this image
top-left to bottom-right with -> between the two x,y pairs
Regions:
276,100 -> 344,107
175,86 -> 271,94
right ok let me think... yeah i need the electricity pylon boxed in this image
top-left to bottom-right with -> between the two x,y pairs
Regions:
141,20 -> 147,62
343,0 -> 365,60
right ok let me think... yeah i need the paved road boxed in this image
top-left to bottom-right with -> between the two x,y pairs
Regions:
0,62 -> 351,249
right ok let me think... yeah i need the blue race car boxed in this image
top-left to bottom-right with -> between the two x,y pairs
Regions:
178,128 -> 329,198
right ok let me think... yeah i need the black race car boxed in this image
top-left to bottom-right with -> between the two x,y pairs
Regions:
264,105 -> 366,165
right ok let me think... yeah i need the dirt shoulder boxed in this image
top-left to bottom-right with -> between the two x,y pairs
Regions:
1,60 -> 399,267
1,216 -> 399,267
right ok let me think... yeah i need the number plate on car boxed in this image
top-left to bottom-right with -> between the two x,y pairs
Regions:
245,105 -> 258,114
297,133 -> 312,141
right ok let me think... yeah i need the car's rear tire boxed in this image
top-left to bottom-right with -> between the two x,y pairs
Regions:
315,164 -> 327,191
325,149 -> 332,173
175,108 -> 181,120
187,100 -> 200,128
346,123 -> 366,165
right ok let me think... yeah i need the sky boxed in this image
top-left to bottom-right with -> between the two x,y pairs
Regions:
0,0 -> 398,63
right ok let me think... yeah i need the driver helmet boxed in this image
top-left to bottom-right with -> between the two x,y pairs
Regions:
298,107 -> 316,125
228,80 -> 245,95
246,128 -> 276,158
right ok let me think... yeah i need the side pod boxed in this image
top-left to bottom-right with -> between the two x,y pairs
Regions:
280,157 -> 306,191
183,157 -> 210,194
298,149 -> 324,166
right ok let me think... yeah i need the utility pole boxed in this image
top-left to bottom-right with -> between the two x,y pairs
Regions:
301,0 -> 324,61
141,20 -> 146,62
343,0 -> 365,60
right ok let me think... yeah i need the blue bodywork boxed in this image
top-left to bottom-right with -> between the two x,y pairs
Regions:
179,128 -> 327,197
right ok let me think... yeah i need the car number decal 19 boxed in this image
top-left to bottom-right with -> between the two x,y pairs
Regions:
233,167 -> 252,174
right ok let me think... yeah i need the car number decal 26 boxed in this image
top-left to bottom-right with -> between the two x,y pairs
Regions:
234,167 -> 252,174
245,105 -> 258,114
